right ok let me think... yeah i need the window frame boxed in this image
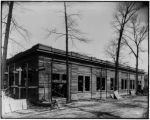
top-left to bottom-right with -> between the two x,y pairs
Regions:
78,75 -> 91,92
101,77 -> 106,90
78,75 -> 84,92
130,80 -> 135,89
121,79 -> 124,89
96,77 -> 101,91
110,78 -> 114,90
85,76 -> 90,91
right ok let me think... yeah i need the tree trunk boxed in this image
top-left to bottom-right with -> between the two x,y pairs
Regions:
2,1 -> 14,89
114,26 -> 124,91
64,2 -> 70,103
135,50 -> 139,94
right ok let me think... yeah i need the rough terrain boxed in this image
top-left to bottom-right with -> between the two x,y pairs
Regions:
2,95 -> 148,119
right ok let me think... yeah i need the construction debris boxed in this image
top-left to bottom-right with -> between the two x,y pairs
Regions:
113,91 -> 123,100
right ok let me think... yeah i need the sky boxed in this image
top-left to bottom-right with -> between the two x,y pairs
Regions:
2,2 -> 148,72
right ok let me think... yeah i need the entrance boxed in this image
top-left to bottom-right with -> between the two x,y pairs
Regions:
52,73 -> 67,98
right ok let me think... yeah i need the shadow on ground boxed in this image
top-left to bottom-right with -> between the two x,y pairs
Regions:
79,107 -> 121,118
64,104 -> 121,118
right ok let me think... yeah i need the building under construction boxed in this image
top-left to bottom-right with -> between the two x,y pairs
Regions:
5,44 -> 145,102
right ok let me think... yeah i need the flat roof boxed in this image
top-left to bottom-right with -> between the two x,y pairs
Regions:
7,43 -> 145,74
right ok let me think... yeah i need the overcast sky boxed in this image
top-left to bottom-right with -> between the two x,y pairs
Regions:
2,2 -> 148,72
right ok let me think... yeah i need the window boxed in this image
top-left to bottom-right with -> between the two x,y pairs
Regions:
78,75 -> 90,92
130,80 -> 135,89
85,76 -> 90,91
78,76 -> 83,92
133,80 -> 135,89
52,73 -> 60,80
62,74 -> 66,81
102,78 -> 105,90
110,78 -> 114,90
121,79 -> 124,89
97,77 -> 100,90
121,79 -> 127,89
125,79 -> 127,89
130,80 -> 132,89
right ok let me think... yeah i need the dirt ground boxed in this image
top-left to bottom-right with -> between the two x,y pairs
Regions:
2,95 -> 148,119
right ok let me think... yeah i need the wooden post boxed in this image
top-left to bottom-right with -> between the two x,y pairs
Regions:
8,66 -> 10,88
26,63 -> 28,99
17,67 -> 22,85
129,74 -> 130,93
13,63 -> 16,95
90,67 -> 92,99
50,49 -> 53,102
105,63 -> 107,99
48,74 -> 50,102
16,67 -> 22,99
44,81 -> 45,100
113,69 -> 115,92
100,68 -> 102,99
127,73 -> 129,94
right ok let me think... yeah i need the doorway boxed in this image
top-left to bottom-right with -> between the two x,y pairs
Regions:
52,73 -> 67,98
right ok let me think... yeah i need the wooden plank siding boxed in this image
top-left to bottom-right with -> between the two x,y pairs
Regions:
6,44 -> 145,101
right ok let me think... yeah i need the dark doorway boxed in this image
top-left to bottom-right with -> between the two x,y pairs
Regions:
52,73 -> 67,98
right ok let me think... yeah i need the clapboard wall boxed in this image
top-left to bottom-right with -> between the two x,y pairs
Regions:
6,44 -> 145,101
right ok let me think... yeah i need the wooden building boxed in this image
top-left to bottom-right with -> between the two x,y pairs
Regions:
5,44 -> 145,102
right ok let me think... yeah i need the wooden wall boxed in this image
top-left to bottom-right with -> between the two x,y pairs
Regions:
37,55 -> 144,101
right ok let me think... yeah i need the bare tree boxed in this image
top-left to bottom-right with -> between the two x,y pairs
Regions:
123,15 -> 148,93
46,2 -> 89,103
112,2 -> 139,91
2,2 -> 30,89
104,39 -> 128,64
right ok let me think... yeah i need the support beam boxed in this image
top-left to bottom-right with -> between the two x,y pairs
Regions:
7,66 -> 10,88
100,68 -> 102,99
105,66 -> 107,98
26,63 -> 28,99
13,64 -> 16,95
90,67 -> 92,99
16,67 -> 22,99
50,50 -> 53,102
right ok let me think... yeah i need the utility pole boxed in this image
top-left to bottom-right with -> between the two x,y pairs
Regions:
64,2 -> 70,103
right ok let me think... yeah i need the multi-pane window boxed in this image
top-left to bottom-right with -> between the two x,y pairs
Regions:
121,79 -> 128,89
96,77 -> 100,90
78,75 -> 90,92
130,80 -> 135,89
110,78 -> 114,90
85,76 -> 90,91
78,76 -> 83,92
102,78 -> 105,90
